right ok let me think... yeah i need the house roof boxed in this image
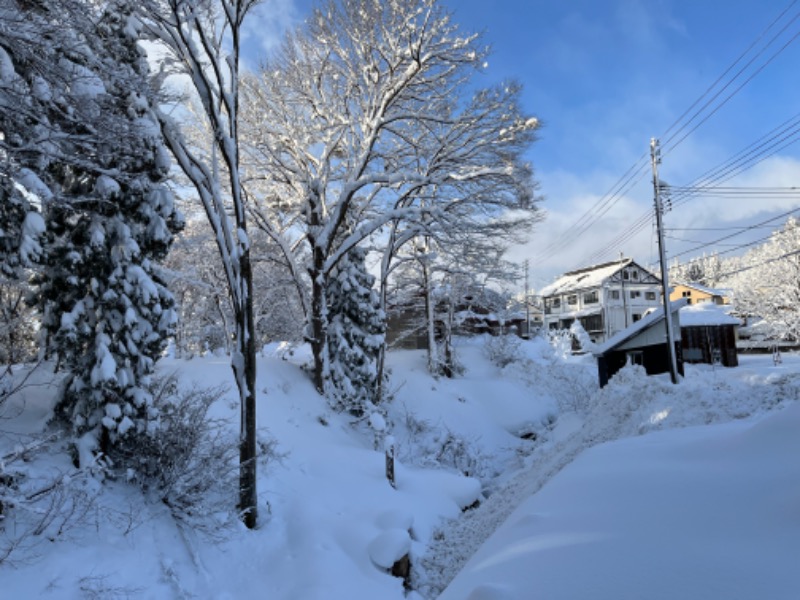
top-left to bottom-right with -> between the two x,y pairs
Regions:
594,298 -> 689,355
539,258 -> 658,297
679,302 -> 740,327
673,281 -> 731,297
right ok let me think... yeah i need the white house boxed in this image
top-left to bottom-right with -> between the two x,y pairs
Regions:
539,257 -> 664,344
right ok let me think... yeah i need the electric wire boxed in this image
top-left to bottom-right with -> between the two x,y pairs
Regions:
667,207 -> 799,261
713,247 -> 800,279
535,0 -> 800,272
661,6 -> 800,156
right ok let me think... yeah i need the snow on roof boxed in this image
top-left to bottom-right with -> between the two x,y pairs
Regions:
679,302 -> 740,327
539,258 -> 658,297
594,298 -> 688,355
550,306 -> 603,320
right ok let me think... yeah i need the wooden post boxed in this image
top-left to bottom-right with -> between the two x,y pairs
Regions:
385,436 -> 396,489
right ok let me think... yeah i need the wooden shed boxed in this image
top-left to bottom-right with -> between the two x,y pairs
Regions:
679,303 -> 740,367
594,300 -> 686,388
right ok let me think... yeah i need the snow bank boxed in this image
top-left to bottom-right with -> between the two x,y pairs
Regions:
440,401 -> 800,600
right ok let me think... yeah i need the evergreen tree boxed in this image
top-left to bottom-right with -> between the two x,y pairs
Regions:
1,0 -> 182,454
325,246 -> 386,415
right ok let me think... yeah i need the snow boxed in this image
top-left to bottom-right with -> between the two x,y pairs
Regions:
369,411 -> 387,431
368,528 -> 412,569
94,174 -> 121,199
18,211 -> 45,265
1,337 -> 798,599
440,401 -> 800,600
0,45 -> 15,82
90,339 -> 118,385
594,298 -> 688,355
540,257 -> 636,297
680,301 -> 741,326
15,167 -> 54,204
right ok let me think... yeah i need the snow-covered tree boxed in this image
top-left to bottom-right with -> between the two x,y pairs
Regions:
669,253 -> 726,288
240,0 -> 540,395
0,7 -> 47,278
729,217 -> 800,341
325,246 -> 385,415
137,0 -> 261,528
163,218 -> 236,357
165,219 -> 304,358
0,277 -> 38,365
1,1 -> 181,451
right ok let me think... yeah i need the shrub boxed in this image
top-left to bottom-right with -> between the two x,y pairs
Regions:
483,334 -> 522,368
110,375 -> 238,528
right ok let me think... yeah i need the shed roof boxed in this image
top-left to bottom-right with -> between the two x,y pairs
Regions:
679,302 -> 740,327
594,298 -> 688,356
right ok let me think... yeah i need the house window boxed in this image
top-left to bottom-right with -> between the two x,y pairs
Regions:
551,297 -> 561,308
632,271 -> 639,281
581,314 -> 603,332
627,350 -> 644,366
630,290 -> 641,299
567,294 -> 578,305
610,290 -> 620,300
583,290 -> 598,304
632,313 -> 642,322
623,270 -> 630,281
645,291 -> 656,301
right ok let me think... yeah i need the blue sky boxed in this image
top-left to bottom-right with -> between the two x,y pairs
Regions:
248,0 -> 800,287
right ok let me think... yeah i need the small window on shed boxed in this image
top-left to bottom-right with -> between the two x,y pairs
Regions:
627,350 -> 644,366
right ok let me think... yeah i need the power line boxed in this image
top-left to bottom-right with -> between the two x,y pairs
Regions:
715,247 -> 800,279
667,225 -> 784,232
581,128 -> 800,265
662,6 -> 800,156
535,0 -> 800,272
668,208 -> 799,260
660,0 -> 799,147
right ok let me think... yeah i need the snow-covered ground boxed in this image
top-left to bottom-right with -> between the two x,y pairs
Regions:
1,337 -> 798,599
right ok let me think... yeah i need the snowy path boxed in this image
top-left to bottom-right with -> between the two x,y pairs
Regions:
417,357 -> 800,598
417,407 -> 626,596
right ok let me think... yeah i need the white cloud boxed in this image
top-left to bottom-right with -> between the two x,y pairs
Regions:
511,154 -> 800,288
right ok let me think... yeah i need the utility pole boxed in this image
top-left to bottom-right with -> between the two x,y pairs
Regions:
651,138 -> 680,384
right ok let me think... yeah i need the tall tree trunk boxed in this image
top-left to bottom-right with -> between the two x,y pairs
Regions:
236,248 -> 258,529
421,254 -> 440,375
374,276 -> 389,404
309,247 -> 327,394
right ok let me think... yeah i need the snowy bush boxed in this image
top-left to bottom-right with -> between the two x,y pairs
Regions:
110,375 -> 239,528
547,328 -> 575,358
398,410 -> 488,479
569,320 -> 597,353
1,435 -> 102,567
483,334 -> 522,368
